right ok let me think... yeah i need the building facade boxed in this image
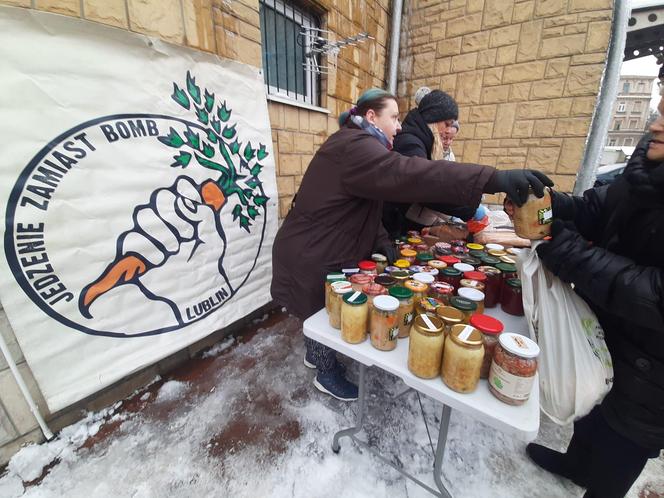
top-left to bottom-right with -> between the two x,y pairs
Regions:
606,75 -> 655,147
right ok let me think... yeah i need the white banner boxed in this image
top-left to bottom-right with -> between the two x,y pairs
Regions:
0,7 -> 278,411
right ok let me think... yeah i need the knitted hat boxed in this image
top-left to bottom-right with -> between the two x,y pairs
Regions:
418,90 -> 458,123
414,86 -> 432,105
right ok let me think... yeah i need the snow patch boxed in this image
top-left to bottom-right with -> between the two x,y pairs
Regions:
155,380 -> 189,402
202,336 -> 235,358
0,472 -> 23,497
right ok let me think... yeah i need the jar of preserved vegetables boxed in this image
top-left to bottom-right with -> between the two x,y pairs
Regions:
466,242 -> 484,251
349,273 -> 374,292
389,286 -> 415,338
441,324 -> 484,393
371,253 -> 388,275
416,252 -> 434,266
329,281 -> 353,329
489,333 -> 539,405
370,295 -> 400,351
405,279 -> 429,304
394,259 -> 411,270
469,314 -> 504,379
324,272 -> 346,313
436,306 -> 464,341
400,248 -> 417,263
341,291 -> 369,344
409,314 -> 445,379
459,279 -> 486,293
428,260 -> 447,273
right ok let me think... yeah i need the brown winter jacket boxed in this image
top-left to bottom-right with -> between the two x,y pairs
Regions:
271,123 -> 495,319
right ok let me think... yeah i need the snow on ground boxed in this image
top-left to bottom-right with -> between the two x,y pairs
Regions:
0,312 -> 662,498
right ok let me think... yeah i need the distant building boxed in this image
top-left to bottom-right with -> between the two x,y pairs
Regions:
606,75 -> 655,147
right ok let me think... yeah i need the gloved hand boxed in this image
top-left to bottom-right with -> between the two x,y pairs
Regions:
374,243 -> 397,265
484,169 -> 554,206
535,219 -> 588,282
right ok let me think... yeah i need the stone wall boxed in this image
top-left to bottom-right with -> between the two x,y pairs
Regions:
399,0 -> 614,200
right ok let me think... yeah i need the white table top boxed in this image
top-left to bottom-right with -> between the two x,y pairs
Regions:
303,306 -> 540,441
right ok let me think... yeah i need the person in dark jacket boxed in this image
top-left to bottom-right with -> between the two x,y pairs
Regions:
270,88 -> 553,401
526,94 -> 664,497
382,90 -> 479,238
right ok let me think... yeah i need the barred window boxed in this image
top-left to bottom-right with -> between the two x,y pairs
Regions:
259,0 -> 321,106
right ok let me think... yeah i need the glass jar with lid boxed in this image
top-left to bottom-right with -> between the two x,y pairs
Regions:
469,314 -> 504,379
416,252 -> 434,266
389,286 -> 415,338
441,324 -> 484,393
439,268 -> 462,289
500,255 -> 517,265
449,296 -> 478,323
391,270 -> 411,285
489,333 -> 539,405
434,242 -> 452,256
341,291 -> 369,344
459,279 -> 486,293
358,260 -> 378,275
477,266 -> 502,308
457,287 -> 485,314
371,253 -> 388,275
370,295 -> 400,351
463,270 -> 487,285
500,278 -> 524,316
488,249 -> 507,258
349,273 -> 374,292
466,242 -> 484,251
485,243 -> 504,252
439,255 -> 460,266
468,249 -> 486,259
408,314 -> 445,379
429,281 -> 455,305
362,282 -> 387,310
400,248 -> 417,263
329,281 -> 353,329
407,236 -> 423,246
412,272 -> 435,287
405,279 -> 429,304
510,188 -> 552,240
480,255 -> 501,266
428,259 -> 447,273
374,275 -> 396,289
325,272 -> 346,313
342,267 -> 360,278
453,262 -> 474,274
495,262 -> 518,299
394,259 -> 411,270
416,297 -> 443,316
436,306 -> 464,341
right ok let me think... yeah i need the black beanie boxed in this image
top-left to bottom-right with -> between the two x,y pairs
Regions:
418,90 -> 458,123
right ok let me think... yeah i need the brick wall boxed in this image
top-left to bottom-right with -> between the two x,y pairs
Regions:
398,0 -> 614,200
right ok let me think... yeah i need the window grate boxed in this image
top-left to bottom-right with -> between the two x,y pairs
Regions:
259,0 -> 321,106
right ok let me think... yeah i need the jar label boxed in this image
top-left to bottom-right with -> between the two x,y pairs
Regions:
421,314 -> 436,331
389,326 -> 399,341
348,291 -> 361,303
459,325 -> 475,342
404,311 -> 414,325
538,206 -> 553,225
489,362 -> 534,401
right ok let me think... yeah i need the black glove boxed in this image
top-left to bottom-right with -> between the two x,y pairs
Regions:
484,169 -> 554,206
535,219 -> 587,282
549,189 -> 576,221
375,243 -> 397,265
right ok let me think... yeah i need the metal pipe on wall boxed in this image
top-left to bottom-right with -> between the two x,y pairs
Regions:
387,0 -> 404,95
573,0 -> 630,195
0,332 -> 53,440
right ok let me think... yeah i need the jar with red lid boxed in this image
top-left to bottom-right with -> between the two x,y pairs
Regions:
477,265 -> 502,308
400,248 -> 417,263
489,333 -> 539,405
439,255 -> 460,266
470,314 -> 504,378
350,273 -> 374,292
439,268 -> 462,289
362,282 -> 388,306
358,260 -> 377,274
463,271 -> 487,285
500,278 -> 524,316
449,296 -> 477,323
429,281 -> 455,304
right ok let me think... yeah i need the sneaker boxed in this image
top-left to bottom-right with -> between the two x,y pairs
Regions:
303,353 -> 346,374
526,443 -> 587,487
313,368 -> 358,401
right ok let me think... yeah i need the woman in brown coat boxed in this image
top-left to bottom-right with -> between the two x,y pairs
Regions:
271,88 -> 552,400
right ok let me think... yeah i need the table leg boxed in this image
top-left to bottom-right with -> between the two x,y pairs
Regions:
332,363 -> 366,453
433,404 -> 453,498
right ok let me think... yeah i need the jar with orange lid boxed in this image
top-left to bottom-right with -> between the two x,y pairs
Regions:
389,286 -> 415,338
489,333 -> 539,405
407,236 -> 423,245
405,279 -> 428,304
408,314 -> 445,379
369,295 -> 400,351
400,248 -> 417,263
324,272 -> 346,313
329,281 -> 353,329
441,324 -> 484,393
349,273 -> 374,292
470,314 -> 504,378
341,291 -> 369,344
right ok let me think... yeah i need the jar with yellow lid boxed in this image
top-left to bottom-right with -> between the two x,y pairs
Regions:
325,273 -> 346,313
466,242 -> 484,251
370,295 -> 400,351
441,324 -> 484,393
394,259 -> 411,269
341,291 -> 369,344
400,248 -> 417,263
407,237 -> 423,245
405,279 -> 428,304
329,281 -> 353,329
408,314 -> 445,379
389,286 -> 415,338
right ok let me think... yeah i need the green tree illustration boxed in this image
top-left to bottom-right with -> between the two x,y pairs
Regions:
158,71 -> 269,232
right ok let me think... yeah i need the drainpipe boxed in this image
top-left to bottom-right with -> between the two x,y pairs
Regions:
573,0 -> 630,195
387,0 -> 404,95
0,333 -> 53,440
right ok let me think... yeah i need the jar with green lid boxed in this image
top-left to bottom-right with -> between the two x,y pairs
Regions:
329,281 -> 353,329
370,295 -> 400,351
495,262 -> 518,301
441,324 -> 484,393
416,252 -> 434,266
325,272 -> 346,313
500,278 -> 524,316
341,291 -> 369,344
389,286 -> 415,338
371,253 -> 388,275
449,296 -> 478,323
391,270 -> 411,284
408,314 -> 445,379
468,249 -> 485,259
480,255 -> 502,266
439,267 -> 462,289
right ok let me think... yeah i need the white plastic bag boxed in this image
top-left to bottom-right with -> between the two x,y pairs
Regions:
518,243 -> 613,425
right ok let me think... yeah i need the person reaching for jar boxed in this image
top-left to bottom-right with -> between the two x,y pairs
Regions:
271,87 -> 553,402
525,90 -> 664,498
